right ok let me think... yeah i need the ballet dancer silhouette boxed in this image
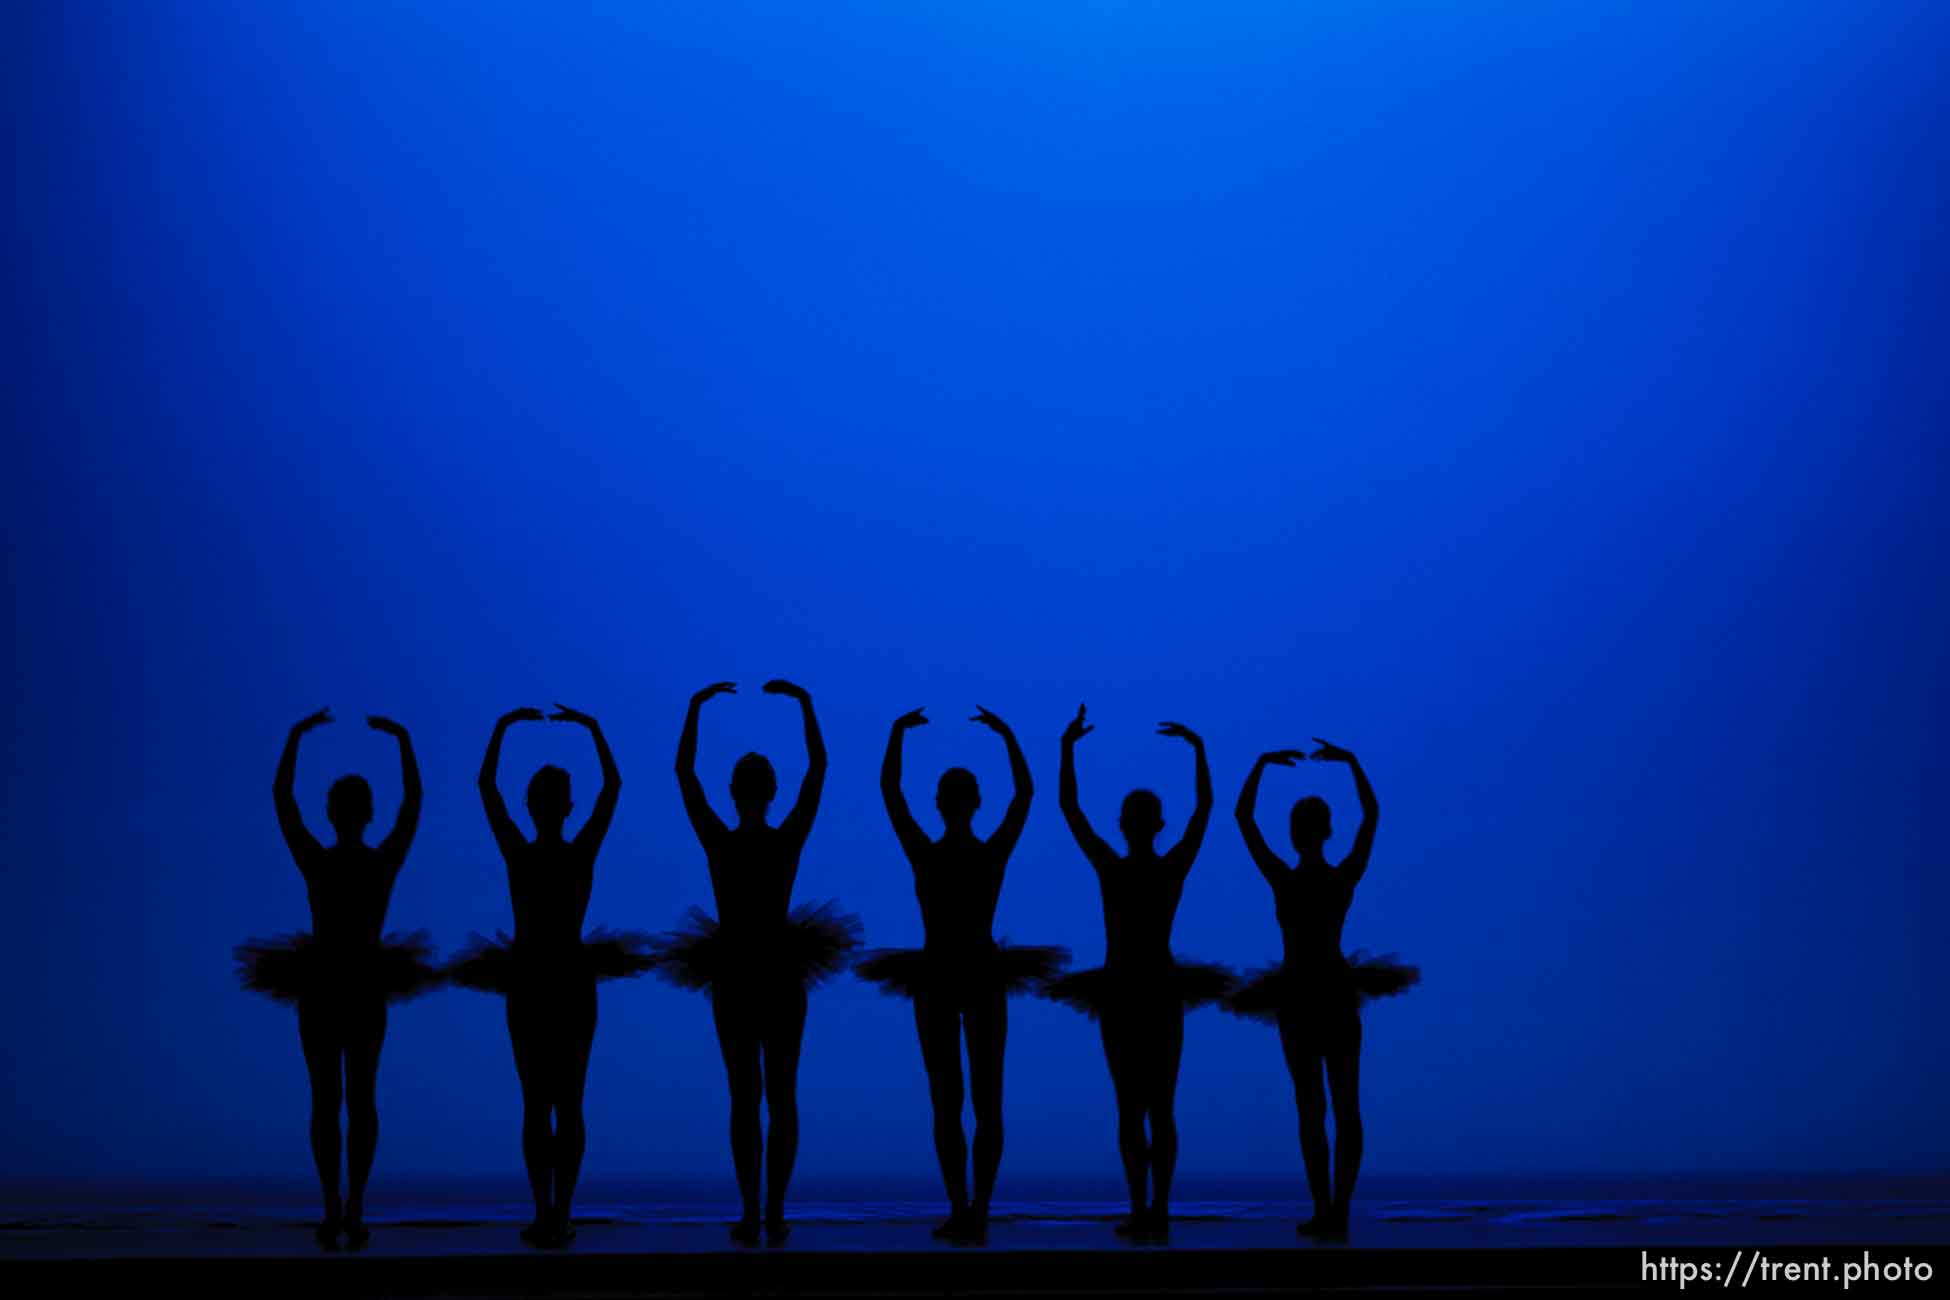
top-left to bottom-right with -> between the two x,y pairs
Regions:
448,704 -> 651,1248
237,708 -> 441,1250
1039,705 -> 1233,1242
1230,740 -> 1418,1241
854,705 -> 1068,1242
661,680 -> 862,1245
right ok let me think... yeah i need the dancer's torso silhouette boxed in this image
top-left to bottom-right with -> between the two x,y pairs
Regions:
293,844 -> 407,949
699,821 -> 804,941
497,821 -> 598,950
909,834 -> 1006,951
1271,862 -> 1353,970
1093,849 -> 1188,973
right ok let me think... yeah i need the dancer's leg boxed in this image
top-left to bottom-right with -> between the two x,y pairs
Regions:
965,985 -> 1008,1226
297,998 -> 345,1241
760,985 -> 809,1237
914,991 -> 969,1224
712,991 -> 764,1239
341,997 -> 387,1243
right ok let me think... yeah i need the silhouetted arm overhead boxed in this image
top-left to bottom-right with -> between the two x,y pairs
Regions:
1160,722 -> 1211,876
1237,749 -> 1306,883
555,704 -> 620,854
975,706 -> 1034,863
770,679 -> 825,847
481,708 -> 542,857
1059,705 -> 1115,869
676,683 -> 734,845
1313,739 -> 1378,885
370,715 -> 421,868
275,708 -> 330,867
882,708 -> 932,864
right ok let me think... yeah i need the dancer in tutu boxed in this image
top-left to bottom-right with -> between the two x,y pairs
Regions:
855,705 -> 1067,1243
238,708 -> 440,1250
663,679 -> 861,1245
1231,740 -> 1417,1241
450,704 -> 649,1248
1041,705 -> 1231,1242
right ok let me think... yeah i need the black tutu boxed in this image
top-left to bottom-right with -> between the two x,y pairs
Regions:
1037,957 -> 1238,1020
853,941 -> 1071,1001
234,930 -> 446,1005
648,901 -> 863,997
1223,951 -> 1421,1025
445,929 -> 660,994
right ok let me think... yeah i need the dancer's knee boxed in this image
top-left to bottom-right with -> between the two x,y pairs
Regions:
927,1078 -> 964,1119
763,1063 -> 798,1120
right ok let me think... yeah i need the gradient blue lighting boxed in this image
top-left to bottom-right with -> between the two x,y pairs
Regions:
4,1 -> 1946,1191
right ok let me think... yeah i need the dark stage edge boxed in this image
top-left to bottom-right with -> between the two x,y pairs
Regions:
11,1246 -> 1941,1297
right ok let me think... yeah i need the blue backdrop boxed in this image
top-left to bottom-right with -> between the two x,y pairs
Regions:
5,1 -> 1945,1188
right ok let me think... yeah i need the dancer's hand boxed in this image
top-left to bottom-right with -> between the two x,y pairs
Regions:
550,703 -> 597,727
498,707 -> 546,726
970,705 -> 1013,736
692,682 -> 737,705
762,679 -> 810,701
893,707 -> 929,731
291,707 -> 333,734
1260,749 -> 1307,767
1063,704 -> 1093,744
1310,738 -> 1355,763
366,715 -> 408,738
1157,721 -> 1203,747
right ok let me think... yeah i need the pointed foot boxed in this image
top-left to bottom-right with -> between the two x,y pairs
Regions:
1297,1214 -> 1348,1242
934,1207 -> 988,1244
764,1215 -> 791,1245
729,1216 -> 762,1246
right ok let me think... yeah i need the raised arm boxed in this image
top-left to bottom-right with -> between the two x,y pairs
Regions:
1236,749 -> 1306,882
274,708 -> 331,864
1160,722 -> 1212,875
1313,738 -> 1378,885
973,705 -> 1033,861
768,678 -> 825,846
554,703 -> 620,853
480,708 -> 542,856
1059,705 -> 1115,869
370,715 -> 421,867
677,682 -> 735,844
882,708 -> 932,863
